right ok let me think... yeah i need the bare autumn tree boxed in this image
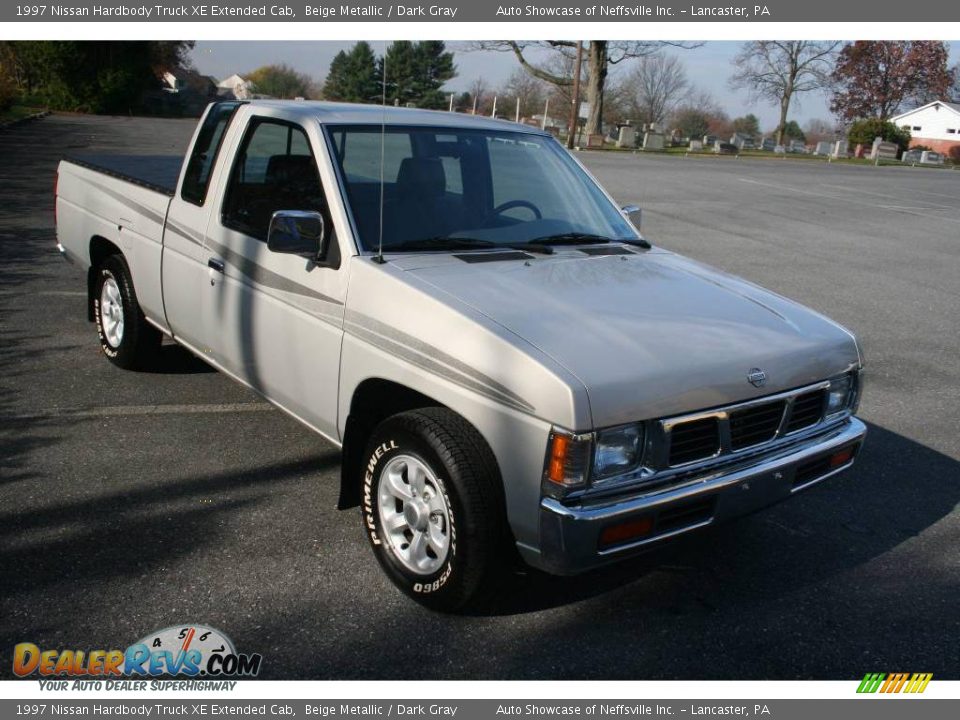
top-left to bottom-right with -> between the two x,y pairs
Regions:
730,41 -> 839,145
470,41 -> 701,136
467,75 -> 488,114
621,53 -> 690,127
830,41 -> 953,121
499,68 -> 548,119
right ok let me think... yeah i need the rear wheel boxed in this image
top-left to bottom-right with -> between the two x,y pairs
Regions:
94,255 -> 161,370
361,408 -> 507,611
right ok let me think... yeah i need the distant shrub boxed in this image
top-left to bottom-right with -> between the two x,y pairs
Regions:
847,118 -> 912,153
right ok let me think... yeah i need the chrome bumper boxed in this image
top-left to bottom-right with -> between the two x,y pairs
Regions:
537,417 -> 867,574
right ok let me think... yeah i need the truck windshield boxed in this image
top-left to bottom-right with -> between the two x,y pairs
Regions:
326,125 -> 637,252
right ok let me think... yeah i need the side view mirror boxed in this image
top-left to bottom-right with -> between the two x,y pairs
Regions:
267,210 -> 327,261
621,204 -> 642,231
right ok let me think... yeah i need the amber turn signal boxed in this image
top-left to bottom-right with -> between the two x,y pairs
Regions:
829,446 -> 855,468
599,516 -> 655,548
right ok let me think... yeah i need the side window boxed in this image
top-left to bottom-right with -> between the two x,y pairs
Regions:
222,119 -> 328,241
181,102 -> 239,206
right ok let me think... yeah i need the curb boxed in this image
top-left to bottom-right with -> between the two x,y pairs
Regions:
0,109 -> 51,132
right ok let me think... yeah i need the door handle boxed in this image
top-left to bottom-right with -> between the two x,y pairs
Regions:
208,258 -> 225,273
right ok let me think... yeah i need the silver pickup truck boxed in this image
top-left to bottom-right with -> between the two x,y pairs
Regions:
56,100 -> 866,610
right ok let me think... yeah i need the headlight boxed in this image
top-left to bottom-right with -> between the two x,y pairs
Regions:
593,424 -> 644,481
826,373 -> 855,417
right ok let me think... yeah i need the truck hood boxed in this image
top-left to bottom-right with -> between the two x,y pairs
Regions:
400,250 -> 860,428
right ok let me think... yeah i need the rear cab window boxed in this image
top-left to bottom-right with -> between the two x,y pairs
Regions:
181,102 -> 241,206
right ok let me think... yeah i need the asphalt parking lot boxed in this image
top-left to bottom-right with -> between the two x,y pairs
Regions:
1,114 -> 958,680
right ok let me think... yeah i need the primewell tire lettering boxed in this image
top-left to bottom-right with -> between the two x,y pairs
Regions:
413,562 -> 453,594
363,440 -> 397,547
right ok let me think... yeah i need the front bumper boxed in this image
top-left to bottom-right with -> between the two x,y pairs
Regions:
537,417 -> 867,574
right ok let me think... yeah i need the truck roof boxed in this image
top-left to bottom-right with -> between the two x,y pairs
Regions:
244,100 -> 550,135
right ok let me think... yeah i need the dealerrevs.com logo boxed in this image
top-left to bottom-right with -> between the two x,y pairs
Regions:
857,673 -> 933,694
13,625 -> 262,683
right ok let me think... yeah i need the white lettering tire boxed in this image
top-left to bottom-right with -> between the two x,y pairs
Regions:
361,408 -> 507,612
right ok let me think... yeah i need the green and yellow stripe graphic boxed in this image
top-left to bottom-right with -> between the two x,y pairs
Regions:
857,672 -> 932,694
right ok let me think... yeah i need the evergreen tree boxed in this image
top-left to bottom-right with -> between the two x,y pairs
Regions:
323,41 -> 379,103
378,41 -> 455,109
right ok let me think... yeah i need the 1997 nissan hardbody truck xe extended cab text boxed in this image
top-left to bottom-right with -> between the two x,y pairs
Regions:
56,101 -> 866,610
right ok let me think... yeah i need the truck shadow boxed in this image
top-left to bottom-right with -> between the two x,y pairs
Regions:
138,341 -> 217,375
0,451 -> 340,602
204,421 -> 959,679
471,421 -> 959,618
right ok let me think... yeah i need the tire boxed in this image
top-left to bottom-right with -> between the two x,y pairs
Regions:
361,408 -> 507,612
93,254 -> 161,370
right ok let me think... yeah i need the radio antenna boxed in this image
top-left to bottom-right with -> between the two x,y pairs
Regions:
374,43 -> 388,264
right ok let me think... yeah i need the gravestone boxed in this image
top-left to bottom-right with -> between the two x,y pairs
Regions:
760,137 -> 777,152
689,139 -> 703,151
831,140 -> 848,159
617,125 -> 636,148
921,150 -> 944,165
814,141 -> 833,156
587,133 -> 605,149
643,130 -> 665,150
774,144 -> 786,154
870,137 -> 899,160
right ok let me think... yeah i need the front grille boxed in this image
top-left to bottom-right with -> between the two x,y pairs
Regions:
786,390 -> 825,432
668,417 -> 721,466
658,381 -> 837,474
729,400 -> 786,450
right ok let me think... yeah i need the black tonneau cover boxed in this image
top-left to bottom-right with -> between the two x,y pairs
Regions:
65,154 -> 183,196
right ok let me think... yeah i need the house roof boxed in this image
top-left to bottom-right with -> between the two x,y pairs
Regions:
217,74 -> 248,89
891,100 -> 960,122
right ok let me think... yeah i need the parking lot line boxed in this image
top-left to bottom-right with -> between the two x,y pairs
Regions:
5,402 -> 276,422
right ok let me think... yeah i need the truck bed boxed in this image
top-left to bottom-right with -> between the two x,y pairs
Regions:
65,154 -> 183,196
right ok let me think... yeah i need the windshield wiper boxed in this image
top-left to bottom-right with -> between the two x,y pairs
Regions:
529,232 -> 652,250
617,237 -> 652,249
530,233 -> 613,246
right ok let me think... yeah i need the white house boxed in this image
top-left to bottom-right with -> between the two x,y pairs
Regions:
890,100 -> 960,158
160,70 -> 182,93
216,74 -> 253,101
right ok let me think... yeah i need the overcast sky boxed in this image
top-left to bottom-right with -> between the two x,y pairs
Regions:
190,40 -> 959,131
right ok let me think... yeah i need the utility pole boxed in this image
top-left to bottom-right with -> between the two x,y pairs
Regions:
566,41 -> 583,150
542,97 -> 549,130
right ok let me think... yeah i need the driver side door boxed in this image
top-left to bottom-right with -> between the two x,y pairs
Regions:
202,115 -> 348,441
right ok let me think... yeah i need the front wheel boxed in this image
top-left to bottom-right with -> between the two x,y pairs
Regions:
94,254 -> 161,370
361,408 -> 507,611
